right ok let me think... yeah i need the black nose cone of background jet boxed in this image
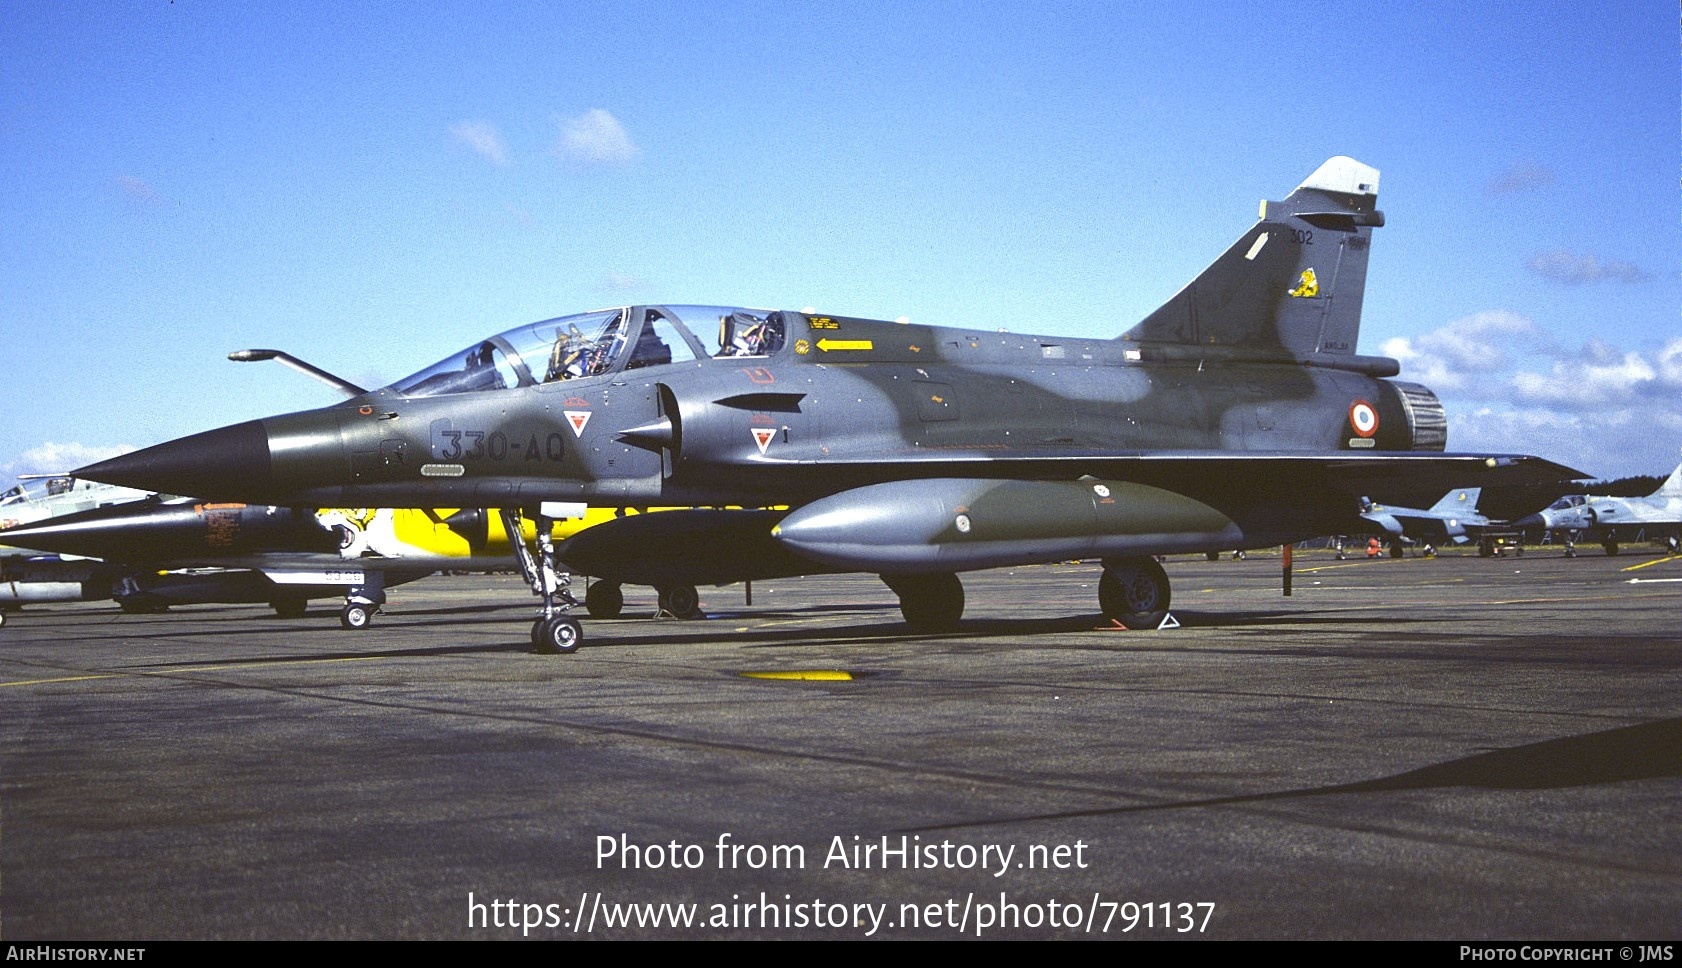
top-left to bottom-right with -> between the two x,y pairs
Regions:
75,420 -> 271,500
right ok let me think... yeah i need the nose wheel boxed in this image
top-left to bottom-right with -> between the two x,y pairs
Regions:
504,507 -> 588,655
341,602 -> 376,629
533,614 -> 583,654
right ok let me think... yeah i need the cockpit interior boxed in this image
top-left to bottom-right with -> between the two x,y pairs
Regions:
390,306 -> 789,398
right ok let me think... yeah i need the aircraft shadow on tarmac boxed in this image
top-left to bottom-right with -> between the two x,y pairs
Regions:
57,595 -> 1496,666
912,717 -> 1682,832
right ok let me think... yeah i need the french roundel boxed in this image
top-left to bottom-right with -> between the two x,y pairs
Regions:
1348,400 -> 1379,438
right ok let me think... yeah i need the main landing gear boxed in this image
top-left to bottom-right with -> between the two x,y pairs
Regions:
882,573 -> 965,632
1099,556 -> 1171,630
584,579 -> 703,620
657,584 -> 703,620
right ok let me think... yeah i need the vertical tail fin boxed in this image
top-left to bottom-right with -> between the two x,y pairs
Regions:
1428,488 -> 1481,514
1123,157 -> 1385,361
1653,462 -> 1682,498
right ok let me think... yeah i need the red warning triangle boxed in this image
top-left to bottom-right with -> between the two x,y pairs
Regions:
565,411 -> 591,436
751,428 -> 774,454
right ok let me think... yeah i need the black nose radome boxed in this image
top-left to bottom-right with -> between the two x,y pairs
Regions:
75,421 -> 272,500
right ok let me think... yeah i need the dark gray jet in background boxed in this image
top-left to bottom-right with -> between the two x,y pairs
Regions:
1360,487 -> 1493,557
76,157 -> 1581,652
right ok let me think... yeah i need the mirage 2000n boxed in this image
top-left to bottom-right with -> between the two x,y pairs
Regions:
78,157 -> 1580,652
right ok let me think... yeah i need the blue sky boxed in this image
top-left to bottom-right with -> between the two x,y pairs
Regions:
3,0 -> 1677,482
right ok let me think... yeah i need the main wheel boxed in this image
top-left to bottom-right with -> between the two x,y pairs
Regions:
888,573 -> 964,632
658,584 -> 702,619
272,598 -> 309,619
1389,541 -> 1405,559
1100,557 -> 1171,630
585,581 -> 624,619
1603,540 -> 1620,556
340,603 -> 374,629
534,615 -> 583,654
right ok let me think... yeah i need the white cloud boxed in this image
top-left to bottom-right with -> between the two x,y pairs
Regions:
1509,341 -> 1668,408
1383,310 -> 1550,393
1525,250 -> 1650,285
557,109 -> 638,164
1485,162 -> 1554,195
1388,318 -> 1682,477
115,174 -> 161,204
450,120 -> 510,166
3,442 -> 135,482
601,270 -> 646,292
1447,404 -> 1682,480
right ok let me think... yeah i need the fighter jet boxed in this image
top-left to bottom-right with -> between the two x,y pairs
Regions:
75,157 -> 1581,652
1359,487 -> 1492,557
1,476 -> 152,625
1516,462 -> 1682,556
1,493 -> 436,625
0,498 -> 705,628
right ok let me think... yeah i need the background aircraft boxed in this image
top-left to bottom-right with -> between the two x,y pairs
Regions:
0,498 -> 710,628
1359,487 -> 1493,557
77,157 -> 1581,652
1516,462 -> 1682,555
2,476 -> 154,625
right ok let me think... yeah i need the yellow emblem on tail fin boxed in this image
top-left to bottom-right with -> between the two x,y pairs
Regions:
1289,268 -> 1319,298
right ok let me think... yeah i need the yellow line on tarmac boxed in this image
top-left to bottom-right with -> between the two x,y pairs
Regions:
2,654 -> 385,689
1,673 -> 123,687
1295,561 -> 1389,574
1621,555 -> 1681,572
740,670 -> 854,681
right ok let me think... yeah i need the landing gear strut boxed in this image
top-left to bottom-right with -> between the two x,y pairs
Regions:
503,507 -> 584,654
339,569 -> 387,630
1100,556 -> 1171,630
882,573 -> 964,632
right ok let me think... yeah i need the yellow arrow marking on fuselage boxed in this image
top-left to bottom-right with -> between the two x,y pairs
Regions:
816,338 -> 873,352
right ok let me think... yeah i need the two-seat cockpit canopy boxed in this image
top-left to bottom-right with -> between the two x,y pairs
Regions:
1547,494 -> 1588,511
390,305 -> 789,398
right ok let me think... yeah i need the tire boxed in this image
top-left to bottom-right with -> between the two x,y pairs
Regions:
585,581 -> 624,619
1100,557 -> 1171,630
340,603 -> 373,629
534,615 -> 582,654
889,573 -> 964,632
1603,541 -> 1619,556
272,598 -> 309,619
658,584 -> 701,619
